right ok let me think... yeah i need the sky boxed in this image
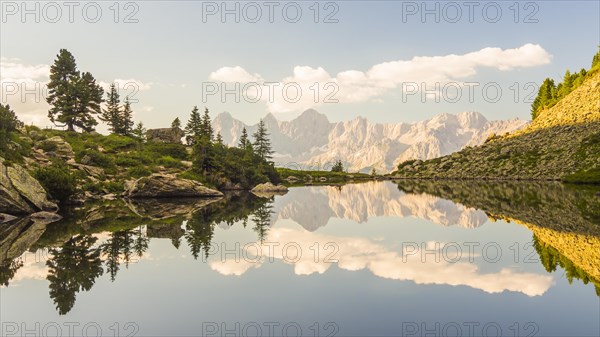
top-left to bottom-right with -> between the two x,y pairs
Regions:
1,0 -> 599,132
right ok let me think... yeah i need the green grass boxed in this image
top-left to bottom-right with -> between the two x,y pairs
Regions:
277,168 -> 372,185
563,167 -> 600,184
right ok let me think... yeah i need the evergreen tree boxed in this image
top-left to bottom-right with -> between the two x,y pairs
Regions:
215,132 -> 224,145
252,119 -> 273,161
73,72 -> 104,132
592,48 -> 600,68
0,104 -> 23,152
201,107 -> 214,141
171,117 -> 181,129
185,106 -> 202,145
120,97 -> 134,136
331,159 -> 344,172
132,122 -> 146,142
46,235 -> 104,315
47,49 -> 104,131
238,127 -> 249,148
99,83 -> 121,134
531,78 -> 556,120
558,70 -> 573,98
0,104 -> 23,132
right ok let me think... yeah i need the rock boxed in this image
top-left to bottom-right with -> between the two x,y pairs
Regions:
43,136 -> 74,159
0,158 -> 58,215
70,163 -> 105,179
29,211 -> 62,224
80,155 -> 92,165
102,193 -> 118,201
286,176 -> 299,182
251,182 -> 289,193
319,177 -> 327,182
146,127 -> 185,143
0,213 -> 18,223
125,174 -> 223,198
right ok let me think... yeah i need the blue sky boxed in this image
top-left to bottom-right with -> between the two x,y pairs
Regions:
1,1 -> 599,130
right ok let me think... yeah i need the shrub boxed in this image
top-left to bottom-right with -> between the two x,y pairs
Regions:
102,181 -> 125,193
178,170 -> 205,182
115,155 -> 142,167
39,140 -> 58,152
157,156 -> 186,169
103,134 -> 138,152
127,166 -> 152,178
33,160 -> 78,202
79,149 -> 115,168
144,142 -> 188,160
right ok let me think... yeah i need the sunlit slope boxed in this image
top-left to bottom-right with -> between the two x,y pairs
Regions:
395,70 -> 600,180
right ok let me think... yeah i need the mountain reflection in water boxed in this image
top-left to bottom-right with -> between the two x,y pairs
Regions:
1,181 -> 599,318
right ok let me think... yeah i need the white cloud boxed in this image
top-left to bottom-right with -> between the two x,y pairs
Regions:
0,57 -> 49,84
208,227 -> 554,297
209,43 -> 551,113
209,66 -> 263,83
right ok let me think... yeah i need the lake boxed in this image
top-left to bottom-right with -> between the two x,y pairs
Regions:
1,181 -> 599,337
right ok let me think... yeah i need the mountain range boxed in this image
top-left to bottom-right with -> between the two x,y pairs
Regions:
212,110 -> 528,173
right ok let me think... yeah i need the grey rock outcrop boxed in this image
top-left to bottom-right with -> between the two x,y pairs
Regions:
146,127 -> 185,143
125,174 -> 223,198
0,158 -> 58,215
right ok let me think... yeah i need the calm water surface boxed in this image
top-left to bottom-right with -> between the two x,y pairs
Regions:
1,181 -> 599,336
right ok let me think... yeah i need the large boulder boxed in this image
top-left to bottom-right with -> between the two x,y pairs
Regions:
125,174 -> 224,198
146,127 -> 185,143
251,182 -> 289,193
0,158 -> 58,215
42,136 -> 75,159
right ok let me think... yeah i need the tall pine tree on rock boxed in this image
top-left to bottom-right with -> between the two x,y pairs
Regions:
47,49 -> 103,131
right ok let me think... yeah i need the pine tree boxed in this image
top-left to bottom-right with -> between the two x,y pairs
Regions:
592,47 -> 600,68
238,127 -> 249,149
100,83 -> 121,134
558,70 -> 573,98
252,119 -> 273,161
331,159 -> 344,172
215,132 -> 224,145
0,104 -> 23,153
171,117 -> 181,129
185,106 -> 202,145
73,72 -> 104,132
132,122 -> 146,142
0,103 -> 22,134
201,107 -> 214,141
121,97 -> 134,136
46,49 -> 103,132
531,78 -> 556,120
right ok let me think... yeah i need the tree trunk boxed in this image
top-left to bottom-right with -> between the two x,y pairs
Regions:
67,122 -> 74,132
